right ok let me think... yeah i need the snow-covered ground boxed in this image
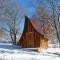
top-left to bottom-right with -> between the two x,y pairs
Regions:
0,43 -> 60,60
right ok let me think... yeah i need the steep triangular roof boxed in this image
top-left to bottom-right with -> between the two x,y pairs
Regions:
25,16 -> 44,35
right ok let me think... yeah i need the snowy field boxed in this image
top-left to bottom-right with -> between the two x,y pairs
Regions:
0,43 -> 60,60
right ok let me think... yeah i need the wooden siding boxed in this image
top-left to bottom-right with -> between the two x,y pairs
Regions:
18,16 -> 48,49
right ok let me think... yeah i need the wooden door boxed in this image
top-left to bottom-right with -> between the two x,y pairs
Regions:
40,38 -> 48,49
26,32 -> 34,48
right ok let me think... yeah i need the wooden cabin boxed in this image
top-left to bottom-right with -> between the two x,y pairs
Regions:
18,16 -> 48,51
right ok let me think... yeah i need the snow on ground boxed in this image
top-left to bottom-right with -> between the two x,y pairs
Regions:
0,43 -> 60,60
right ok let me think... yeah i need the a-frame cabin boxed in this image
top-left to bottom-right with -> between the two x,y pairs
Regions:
18,16 -> 48,51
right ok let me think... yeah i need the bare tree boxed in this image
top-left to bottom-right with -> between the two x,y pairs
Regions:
0,0 -> 21,45
57,5 -> 60,46
32,0 -> 56,39
49,0 -> 60,47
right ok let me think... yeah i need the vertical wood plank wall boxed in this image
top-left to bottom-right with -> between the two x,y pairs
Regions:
18,16 -> 48,49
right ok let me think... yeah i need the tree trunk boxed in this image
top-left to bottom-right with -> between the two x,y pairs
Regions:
13,33 -> 16,45
57,14 -> 60,47
10,29 -> 14,44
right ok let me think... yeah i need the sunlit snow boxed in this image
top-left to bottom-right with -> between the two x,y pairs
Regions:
0,43 -> 60,60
